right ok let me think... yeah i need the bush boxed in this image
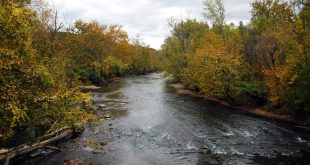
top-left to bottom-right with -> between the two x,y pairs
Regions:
238,81 -> 267,104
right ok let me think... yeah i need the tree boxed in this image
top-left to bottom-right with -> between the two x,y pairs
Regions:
203,0 -> 225,38
162,19 -> 209,80
290,0 -> 310,66
182,31 -> 243,99
281,0 -> 310,112
0,0 -> 95,142
251,0 -> 293,33
44,9 -> 65,58
0,0 -> 162,144
1,0 -> 31,6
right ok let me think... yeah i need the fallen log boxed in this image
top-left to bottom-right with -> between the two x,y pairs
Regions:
0,128 -> 73,165
0,127 -> 71,155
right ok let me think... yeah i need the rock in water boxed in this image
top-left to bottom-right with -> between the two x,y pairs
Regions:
200,149 -> 209,154
82,85 -> 101,90
98,104 -> 106,108
223,132 -> 234,138
92,148 -> 104,154
100,141 -> 108,146
104,114 -> 111,118
202,144 -> 208,149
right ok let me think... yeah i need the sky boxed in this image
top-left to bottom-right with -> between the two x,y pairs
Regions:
48,0 -> 253,49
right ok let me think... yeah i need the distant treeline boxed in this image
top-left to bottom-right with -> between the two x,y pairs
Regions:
162,0 -> 310,121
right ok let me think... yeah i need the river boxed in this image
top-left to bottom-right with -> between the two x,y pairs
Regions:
24,73 -> 310,165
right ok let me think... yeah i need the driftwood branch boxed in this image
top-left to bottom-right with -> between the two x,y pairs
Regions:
0,127 -> 73,165
295,126 -> 310,131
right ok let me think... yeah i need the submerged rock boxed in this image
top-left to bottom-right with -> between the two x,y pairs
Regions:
208,159 -> 220,165
199,144 -> 211,154
200,149 -> 209,154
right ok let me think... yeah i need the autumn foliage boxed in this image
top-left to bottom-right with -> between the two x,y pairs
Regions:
0,0 -> 162,142
162,0 -> 310,117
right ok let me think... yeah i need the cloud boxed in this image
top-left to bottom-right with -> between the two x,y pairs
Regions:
48,0 -> 253,49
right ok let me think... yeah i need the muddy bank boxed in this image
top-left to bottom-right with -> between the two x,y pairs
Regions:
168,83 -> 308,129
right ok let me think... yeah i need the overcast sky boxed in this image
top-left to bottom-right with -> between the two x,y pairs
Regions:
48,0 -> 253,49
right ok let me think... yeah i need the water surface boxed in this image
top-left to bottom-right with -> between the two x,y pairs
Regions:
25,73 -> 310,165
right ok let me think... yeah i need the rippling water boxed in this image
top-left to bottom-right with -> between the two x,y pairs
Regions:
25,73 -> 310,165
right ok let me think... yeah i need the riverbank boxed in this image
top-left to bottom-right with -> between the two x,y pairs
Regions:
169,83 -> 310,131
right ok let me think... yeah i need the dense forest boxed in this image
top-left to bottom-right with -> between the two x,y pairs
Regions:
0,0 -> 161,142
162,0 -> 310,123
1,0 -> 310,164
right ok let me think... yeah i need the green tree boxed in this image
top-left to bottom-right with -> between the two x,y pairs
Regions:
203,0 -> 225,38
162,19 -> 209,80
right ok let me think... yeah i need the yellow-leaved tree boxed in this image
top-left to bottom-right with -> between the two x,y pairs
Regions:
0,0 -> 95,142
182,31 -> 243,99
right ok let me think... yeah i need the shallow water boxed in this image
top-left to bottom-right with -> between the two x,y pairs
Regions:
24,73 -> 310,165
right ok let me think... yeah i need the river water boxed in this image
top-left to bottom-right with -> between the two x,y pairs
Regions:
26,73 -> 309,165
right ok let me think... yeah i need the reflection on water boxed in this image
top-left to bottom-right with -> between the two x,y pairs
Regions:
24,73 -> 310,165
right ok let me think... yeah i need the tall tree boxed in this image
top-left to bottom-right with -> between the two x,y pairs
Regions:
203,0 -> 225,38
162,19 -> 209,80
